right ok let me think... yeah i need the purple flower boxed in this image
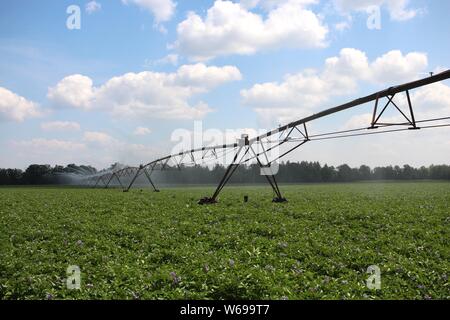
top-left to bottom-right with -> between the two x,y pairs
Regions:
46,293 -> 54,300
229,259 -> 235,267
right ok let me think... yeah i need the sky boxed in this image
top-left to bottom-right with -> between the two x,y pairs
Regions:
0,0 -> 449,170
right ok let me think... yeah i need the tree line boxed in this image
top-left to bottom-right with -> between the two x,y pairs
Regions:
0,164 -> 97,185
1,162 -> 449,186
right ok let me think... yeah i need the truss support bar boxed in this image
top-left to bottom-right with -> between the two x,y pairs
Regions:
105,174 -> 114,189
198,146 -> 248,204
114,173 -> 125,189
250,146 -> 287,203
406,90 -> 420,129
93,175 -> 103,188
124,167 -> 142,192
370,95 -> 380,128
144,168 -> 160,192
269,140 -> 309,165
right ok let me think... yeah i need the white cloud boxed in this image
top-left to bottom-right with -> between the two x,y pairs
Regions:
334,17 -> 352,31
116,142 -> 165,166
41,121 -> 81,131
333,0 -> 419,21
408,82 -> 450,118
385,0 -> 419,21
47,74 -> 95,110
7,138 -> 87,169
83,131 -> 117,145
241,48 -> 428,125
0,87 -> 41,122
86,1 -> 101,14
240,0 -> 318,10
371,50 -> 428,84
48,63 -> 241,120
175,64 -> 242,88
121,0 -> 176,23
8,136 -> 166,170
133,127 -> 152,135
146,54 -> 179,67
173,0 -> 328,61
239,0 -> 261,9
13,138 -> 86,152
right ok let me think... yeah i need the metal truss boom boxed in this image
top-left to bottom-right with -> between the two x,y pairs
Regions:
81,70 -> 450,203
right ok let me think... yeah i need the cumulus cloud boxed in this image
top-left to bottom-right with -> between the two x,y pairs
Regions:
0,87 -> 41,122
175,64 -> 242,88
407,82 -> 450,119
371,50 -> 428,84
133,127 -> 152,136
333,0 -> 419,21
121,0 -> 176,23
173,0 -> 328,61
83,131 -> 117,145
41,121 -> 81,131
240,0 -> 318,10
86,1 -> 101,14
145,54 -> 179,68
47,74 -> 95,110
47,63 -> 242,120
241,48 -> 428,125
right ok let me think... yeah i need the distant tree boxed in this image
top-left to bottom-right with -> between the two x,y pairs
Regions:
1,162 -> 449,185
337,164 -> 353,182
52,165 -> 65,173
7,169 -> 23,184
23,164 -> 52,184
417,166 -> 429,179
359,165 -> 371,180
402,164 -> 415,180
430,165 -> 450,180
320,164 -> 335,182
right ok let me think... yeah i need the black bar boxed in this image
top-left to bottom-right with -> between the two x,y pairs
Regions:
406,90 -> 417,128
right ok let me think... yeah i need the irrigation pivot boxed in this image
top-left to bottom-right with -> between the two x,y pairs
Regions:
82,70 -> 450,204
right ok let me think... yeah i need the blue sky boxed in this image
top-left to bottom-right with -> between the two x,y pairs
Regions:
0,0 -> 449,169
